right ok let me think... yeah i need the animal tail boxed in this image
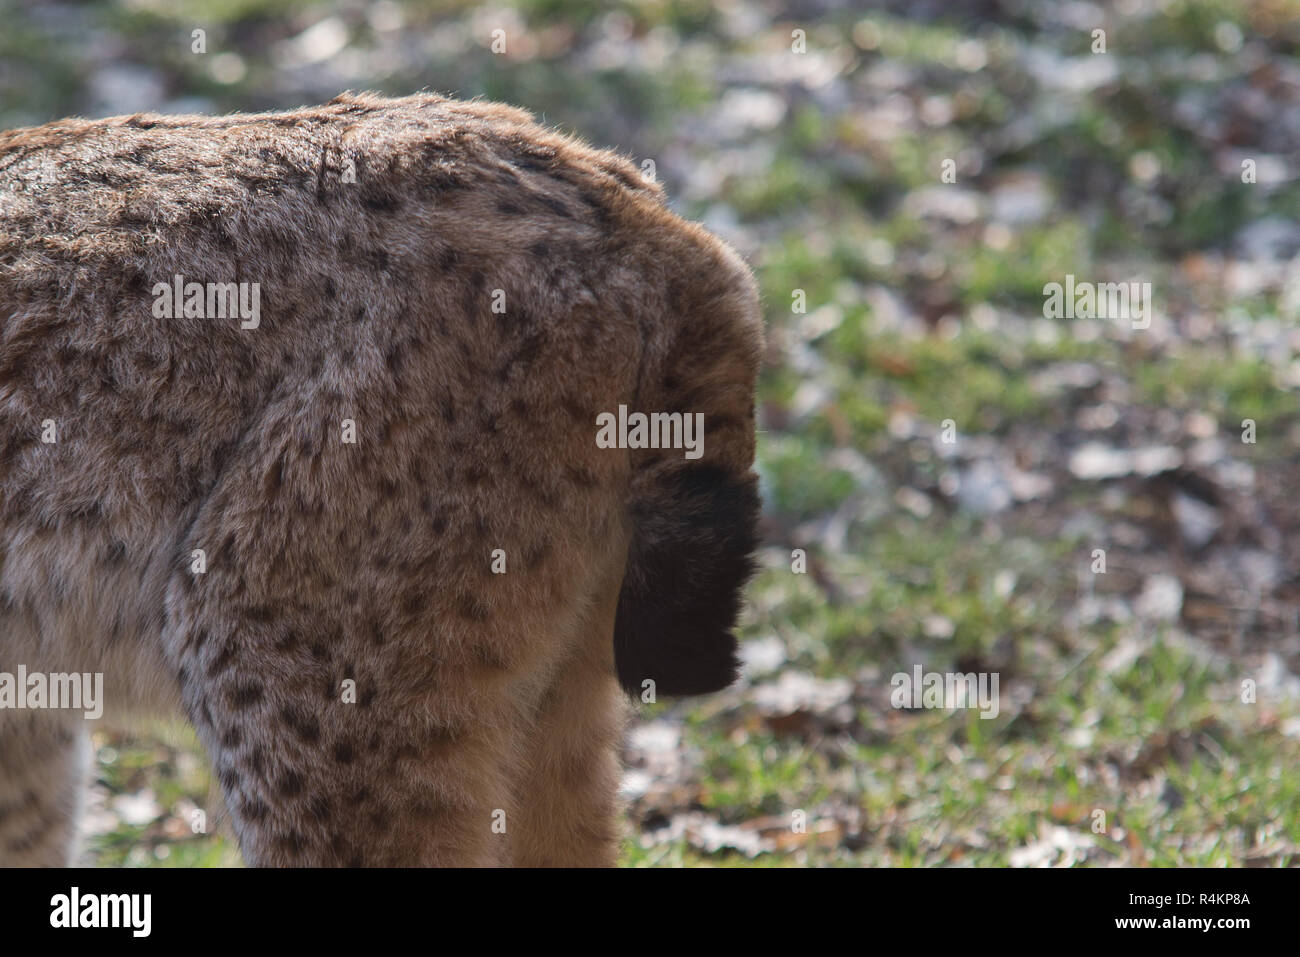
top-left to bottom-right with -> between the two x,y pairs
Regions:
613,229 -> 764,697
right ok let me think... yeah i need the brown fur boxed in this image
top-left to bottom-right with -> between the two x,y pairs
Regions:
0,92 -> 762,866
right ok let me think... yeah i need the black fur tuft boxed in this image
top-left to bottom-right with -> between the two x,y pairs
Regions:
613,465 -> 760,696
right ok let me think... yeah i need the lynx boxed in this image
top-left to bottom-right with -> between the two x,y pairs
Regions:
0,92 -> 762,866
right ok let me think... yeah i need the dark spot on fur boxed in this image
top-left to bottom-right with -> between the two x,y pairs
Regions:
246,604 -> 275,624
532,484 -> 561,510
561,394 -> 587,421
385,345 -> 408,378
537,194 -> 572,219
207,641 -> 237,678
579,189 -> 614,226
564,464 -> 598,488
457,594 -> 490,623
277,830 -> 305,857
362,191 -> 401,213
0,790 -> 39,825
523,540 -> 552,568
265,453 -> 285,495
473,642 -> 510,671
433,246 -> 461,273
231,682 -> 263,709
496,330 -> 545,382
281,706 -> 321,744
389,743 -> 420,766
510,152 -> 553,174
278,771 -> 305,798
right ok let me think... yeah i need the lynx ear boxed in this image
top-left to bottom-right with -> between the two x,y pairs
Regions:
613,465 -> 760,697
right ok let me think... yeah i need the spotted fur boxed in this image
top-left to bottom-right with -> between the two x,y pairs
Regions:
0,92 -> 762,866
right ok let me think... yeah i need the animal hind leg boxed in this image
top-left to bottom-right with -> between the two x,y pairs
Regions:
508,563 -> 628,868
172,597 -> 523,867
0,711 -> 89,867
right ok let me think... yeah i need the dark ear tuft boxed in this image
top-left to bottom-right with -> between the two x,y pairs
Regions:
613,466 -> 760,697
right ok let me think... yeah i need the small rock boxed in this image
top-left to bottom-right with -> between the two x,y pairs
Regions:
956,460 -> 1013,514
1068,443 -> 1181,480
989,173 -> 1052,224
1171,492 -> 1220,548
894,486 -> 933,518
112,790 -> 162,827
752,671 -> 852,716
628,720 -> 681,755
739,636 -> 787,678
902,186 -> 985,225
1069,443 -> 1133,480
1135,574 -> 1184,622
923,615 -> 955,639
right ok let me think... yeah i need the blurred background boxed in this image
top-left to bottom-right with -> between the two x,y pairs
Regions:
4,0 -> 1299,866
